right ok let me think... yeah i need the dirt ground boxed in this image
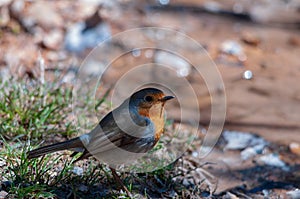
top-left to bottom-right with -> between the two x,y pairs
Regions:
0,0 -> 299,198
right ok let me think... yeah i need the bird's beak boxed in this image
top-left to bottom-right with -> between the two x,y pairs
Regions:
160,96 -> 174,102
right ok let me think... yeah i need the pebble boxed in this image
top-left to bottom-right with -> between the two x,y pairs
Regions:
241,32 -> 261,46
289,142 -> 300,156
262,189 -> 270,197
159,0 -> 170,6
288,36 -> 300,47
0,191 -> 8,199
221,40 -> 243,56
64,22 -> 111,53
192,151 -> 198,158
223,130 -> 268,150
42,29 -> 64,50
258,153 -> 289,171
182,178 -> 193,187
287,189 -> 300,199
72,166 -> 83,175
10,0 -> 24,15
27,1 -> 63,29
0,160 -> 6,167
225,192 -> 239,199
243,70 -> 253,80
241,143 -> 265,160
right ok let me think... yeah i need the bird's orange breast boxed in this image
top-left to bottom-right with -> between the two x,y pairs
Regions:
138,103 -> 165,143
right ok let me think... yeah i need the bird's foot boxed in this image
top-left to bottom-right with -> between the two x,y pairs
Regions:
110,167 -> 132,197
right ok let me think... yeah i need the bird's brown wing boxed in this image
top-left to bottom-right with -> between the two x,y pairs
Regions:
81,109 -> 156,156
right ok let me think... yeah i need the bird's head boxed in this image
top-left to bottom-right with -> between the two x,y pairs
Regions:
129,88 -> 174,110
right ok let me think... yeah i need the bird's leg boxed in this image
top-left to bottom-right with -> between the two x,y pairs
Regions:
110,167 -> 131,197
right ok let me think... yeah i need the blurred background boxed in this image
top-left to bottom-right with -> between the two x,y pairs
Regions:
0,0 -> 299,198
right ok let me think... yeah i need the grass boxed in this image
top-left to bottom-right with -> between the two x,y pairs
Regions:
0,78 -> 211,198
0,79 -> 76,141
0,78 -> 108,198
0,138 -> 112,198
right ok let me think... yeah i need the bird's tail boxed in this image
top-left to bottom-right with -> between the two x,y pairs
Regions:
28,137 -> 84,159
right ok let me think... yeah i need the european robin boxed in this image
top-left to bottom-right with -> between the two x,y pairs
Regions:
28,87 -> 174,195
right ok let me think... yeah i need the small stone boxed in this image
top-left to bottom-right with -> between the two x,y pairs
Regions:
0,191 -> 8,199
243,70 -> 253,80
42,29 -> 64,50
262,189 -> 270,197
192,151 -> 198,157
241,147 -> 257,160
72,166 -> 83,175
159,0 -> 170,6
27,1 -> 63,29
64,22 -> 111,53
288,36 -> 300,47
225,192 -> 239,199
10,0 -> 24,15
131,49 -> 141,57
258,153 -> 289,171
289,142 -> 300,156
223,130 -> 267,150
241,32 -> 261,46
287,189 -> 300,199
182,178 -> 190,187
220,40 -> 243,56
0,160 -> 6,167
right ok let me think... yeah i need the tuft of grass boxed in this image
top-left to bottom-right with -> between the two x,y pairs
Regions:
0,139 -> 73,198
0,79 -> 76,142
0,139 -> 112,199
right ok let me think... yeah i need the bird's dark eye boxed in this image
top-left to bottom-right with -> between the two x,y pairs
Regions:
144,95 -> 154,102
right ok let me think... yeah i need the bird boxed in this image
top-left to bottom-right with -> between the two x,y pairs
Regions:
27,87 -> 174,195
